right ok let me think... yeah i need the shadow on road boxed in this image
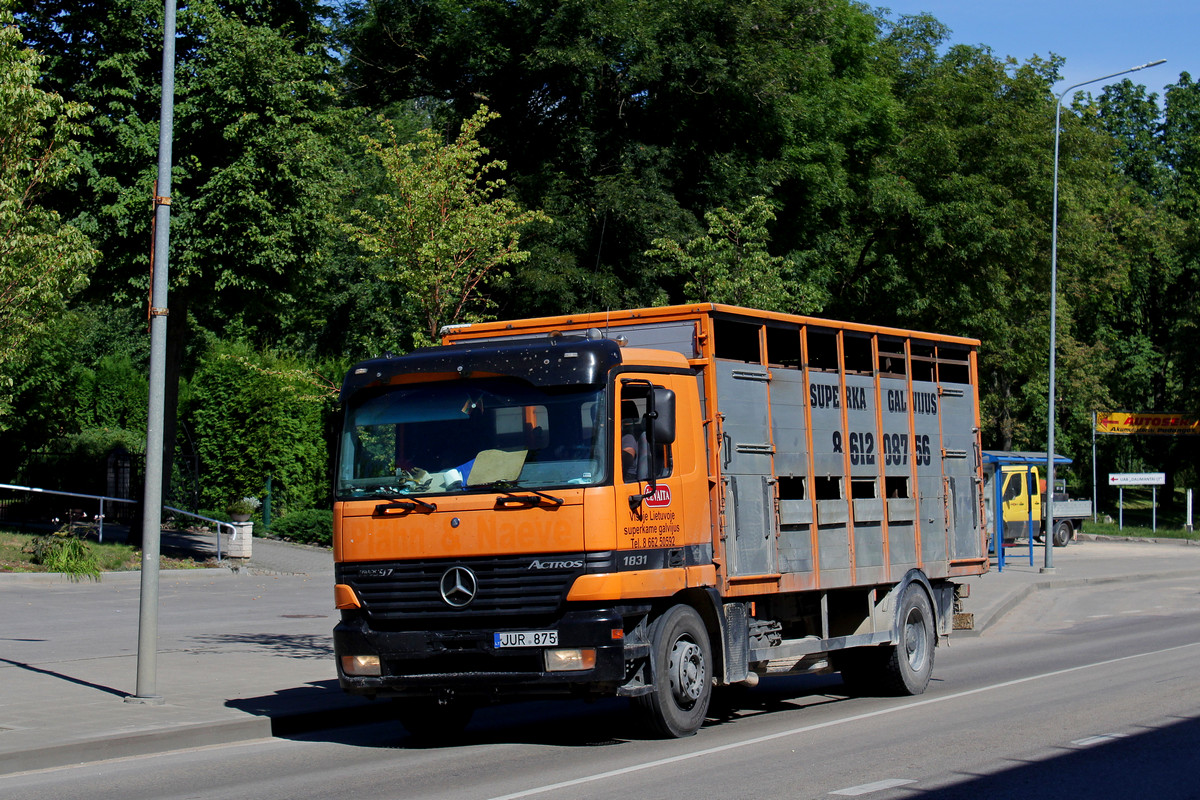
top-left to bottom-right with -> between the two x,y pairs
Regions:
227,670 -> 860,749
908,713 -> 1200,799
189,632 -> 332,660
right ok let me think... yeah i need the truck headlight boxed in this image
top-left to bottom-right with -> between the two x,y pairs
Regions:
544,648 -> 596,672
341,655 -> 381,676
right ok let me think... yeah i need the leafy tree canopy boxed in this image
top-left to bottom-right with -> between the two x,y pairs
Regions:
0,5 -> 96,424
345,107 -> 551,348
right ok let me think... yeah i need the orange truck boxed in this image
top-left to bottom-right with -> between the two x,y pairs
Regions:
332,304 -> 989,738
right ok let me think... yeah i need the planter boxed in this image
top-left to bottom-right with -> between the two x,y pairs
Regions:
227,520 -> 253,559
230,512 -> 251,522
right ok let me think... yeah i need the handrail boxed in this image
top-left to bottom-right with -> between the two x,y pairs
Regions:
0,483 -> 241,561
0,482 -> 136,543
163,507 -> 238,561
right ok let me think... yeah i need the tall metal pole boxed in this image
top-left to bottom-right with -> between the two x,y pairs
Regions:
1091,410 -> 1097,522
1045,59 -> 1165,574
128,0 -> 177,705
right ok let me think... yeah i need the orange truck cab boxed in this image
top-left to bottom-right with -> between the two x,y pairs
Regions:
332,305 -> 989,738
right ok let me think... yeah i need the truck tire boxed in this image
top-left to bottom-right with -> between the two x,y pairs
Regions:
634,604 -> 712,738
878,585 -> 935,696
1052,520 -> 1072,547
393,697 -> 475,742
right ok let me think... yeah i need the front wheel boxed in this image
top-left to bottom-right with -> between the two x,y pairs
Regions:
633,604 -> 713,738
878,585 -> 936,696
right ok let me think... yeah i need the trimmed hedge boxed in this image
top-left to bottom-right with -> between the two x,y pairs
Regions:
268,509 -> 333,546
187,342 -> 332,512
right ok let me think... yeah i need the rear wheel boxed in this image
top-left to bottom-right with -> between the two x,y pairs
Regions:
633,604 -> 712,738
1052,520 -> 1072,547
878,585 -> 935,696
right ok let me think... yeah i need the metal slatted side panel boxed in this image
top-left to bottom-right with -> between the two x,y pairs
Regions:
716,362 -> 776,577
940,385 -> 983,561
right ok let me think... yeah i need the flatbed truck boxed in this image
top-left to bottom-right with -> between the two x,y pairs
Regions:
983,451 -> 1091,548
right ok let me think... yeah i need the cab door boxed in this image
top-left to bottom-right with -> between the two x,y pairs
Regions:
1001,466 -> 1040,541
615,378 -> 685,564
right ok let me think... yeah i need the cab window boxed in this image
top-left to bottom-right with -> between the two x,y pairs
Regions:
619,386 -> 672,484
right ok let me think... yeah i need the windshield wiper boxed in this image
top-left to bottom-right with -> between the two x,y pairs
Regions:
469,480 -> 564,508
374,496 -> 437,515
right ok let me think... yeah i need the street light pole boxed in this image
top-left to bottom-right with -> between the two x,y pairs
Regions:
128,0 -> 177,704
1045,58 -> 1165,573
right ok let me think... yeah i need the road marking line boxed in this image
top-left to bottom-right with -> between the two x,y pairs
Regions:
1071,733 -> 1129,747
831,778 -> 916,795
483,641 -> 1200,800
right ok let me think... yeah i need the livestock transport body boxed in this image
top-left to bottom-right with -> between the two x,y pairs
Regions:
332,304 -> 989,738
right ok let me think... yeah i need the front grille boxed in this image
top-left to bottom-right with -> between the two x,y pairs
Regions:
339,552 -> 612,624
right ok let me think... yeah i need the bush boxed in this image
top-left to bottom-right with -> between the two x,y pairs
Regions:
26,531 -> 101,581
269,509 -> 333,546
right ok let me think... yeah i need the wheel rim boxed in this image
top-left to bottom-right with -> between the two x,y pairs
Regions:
903,608 -> 928,672
668,636 -> 705,706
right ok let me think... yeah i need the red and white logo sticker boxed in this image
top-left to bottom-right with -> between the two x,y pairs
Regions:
645,485 -> 672,507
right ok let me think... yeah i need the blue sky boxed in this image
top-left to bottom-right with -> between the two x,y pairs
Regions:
876,1 -> 1194,103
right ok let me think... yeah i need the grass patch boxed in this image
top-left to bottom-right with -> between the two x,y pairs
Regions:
1087,485 -> 1198,540
1081,519 -> 1198,541
0,529 -> 214,574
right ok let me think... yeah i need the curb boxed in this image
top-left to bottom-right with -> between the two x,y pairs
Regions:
0,717 -> 273,776
0,567 -> 235,585
0,700 -> 395,777
1079,533 -> 1200,546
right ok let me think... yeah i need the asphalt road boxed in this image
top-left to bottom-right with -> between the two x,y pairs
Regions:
5,575 -> 1200,800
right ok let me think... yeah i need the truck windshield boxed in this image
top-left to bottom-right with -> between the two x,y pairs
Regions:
337,378 -> 608,499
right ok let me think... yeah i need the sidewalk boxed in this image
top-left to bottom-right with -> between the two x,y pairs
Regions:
2,534 -> 1199,776
0,530 -> 375,775
958,534 -> 1200,637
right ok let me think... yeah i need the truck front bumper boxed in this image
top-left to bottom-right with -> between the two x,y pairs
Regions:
334,608 -> 645,700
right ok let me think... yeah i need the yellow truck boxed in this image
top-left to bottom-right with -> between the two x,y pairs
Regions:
332,304 -> 990,738
982,451 -> 1091,548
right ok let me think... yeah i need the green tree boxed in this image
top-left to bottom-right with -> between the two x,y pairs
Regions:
0,303 -> 150,482
15,0 -> 360,503
645,196 -> 809,312
1093,74 -> 1200,493
345,107 -> 550,348
336,0 -> 895,316
187,341 -> 332,512
1098,79 -> 1167,196
0,6 -> 95,421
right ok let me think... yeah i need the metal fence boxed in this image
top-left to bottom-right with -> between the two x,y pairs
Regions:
0,483 -> 137,542
0,448 -> 143,526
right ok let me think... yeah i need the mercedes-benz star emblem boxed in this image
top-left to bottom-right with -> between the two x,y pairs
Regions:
439,566 -> 478,607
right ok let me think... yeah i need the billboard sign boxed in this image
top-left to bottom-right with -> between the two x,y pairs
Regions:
1096,412 -> 1200,436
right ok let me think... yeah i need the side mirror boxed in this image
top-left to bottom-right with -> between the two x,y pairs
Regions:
627,385 -> 676,512
649,388 -> 676,444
